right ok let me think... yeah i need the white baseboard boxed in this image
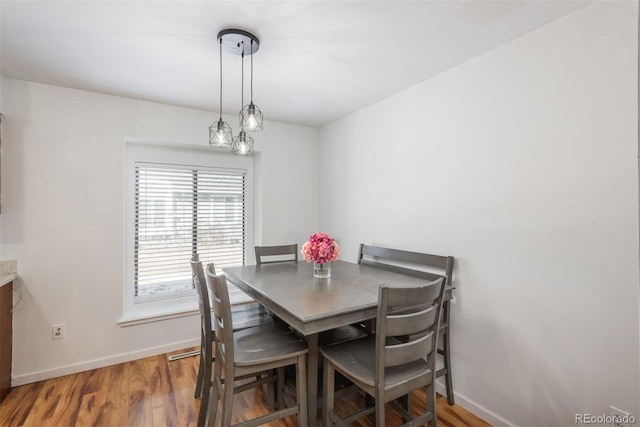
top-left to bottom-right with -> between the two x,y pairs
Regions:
11,338 -> 200,387
436,380 -> 517,427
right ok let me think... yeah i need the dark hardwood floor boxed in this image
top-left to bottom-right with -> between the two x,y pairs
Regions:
0,347 -> 491,426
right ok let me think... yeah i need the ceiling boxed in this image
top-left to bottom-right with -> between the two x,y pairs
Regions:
0,1 -> 590,128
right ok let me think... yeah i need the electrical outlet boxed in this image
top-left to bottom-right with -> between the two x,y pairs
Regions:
52,323 -> 65,340
609,406 -> 633,427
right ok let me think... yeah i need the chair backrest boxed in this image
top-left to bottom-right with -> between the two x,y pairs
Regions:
191,255 -> 213,338
204,264 -> 235,370
255,244 -> 298,265
358,244 -> 453,288
375,278 -> 446,389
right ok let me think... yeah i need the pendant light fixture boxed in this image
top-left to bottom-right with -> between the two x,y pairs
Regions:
240,38 -> 263,132
214,29 -> 262,156
209,36 -> 233,147
232,48 -> 254,155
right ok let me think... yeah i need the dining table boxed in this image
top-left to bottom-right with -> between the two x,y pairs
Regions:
223,259 -> 437,426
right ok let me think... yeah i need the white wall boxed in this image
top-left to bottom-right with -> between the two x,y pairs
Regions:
1,79 -> 319,382
320,2 -> 639,425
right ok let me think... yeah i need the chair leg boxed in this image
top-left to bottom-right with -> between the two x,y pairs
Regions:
276,367 -> 285,410
265,372 -> 275,410
195,354 -> 204,398
374,394 -> 385,427
220,370 -> 234,427
398,394 -> 412,423
322,357 -> 334,427
208,362 -> 222,427
197,379 -> 210,427
426,382 -> 436,427
297,355 -> 308,427
442,327 -> 454,405
197,342 -> 213,427
195,331 -> 205,398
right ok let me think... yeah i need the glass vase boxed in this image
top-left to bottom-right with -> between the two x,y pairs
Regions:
313,262 -> 331,279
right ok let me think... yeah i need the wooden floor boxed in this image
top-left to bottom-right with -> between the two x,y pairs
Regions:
0,348 -> 491,427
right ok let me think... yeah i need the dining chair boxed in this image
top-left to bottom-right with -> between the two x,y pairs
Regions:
204,264 -> 309,427
190,255 -> 275,427
255,243 -> 298,265
357,244 -> 456,405
321,278 -> 446,427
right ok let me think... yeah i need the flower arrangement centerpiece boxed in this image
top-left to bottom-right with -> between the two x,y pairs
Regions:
301,232 -> 340,278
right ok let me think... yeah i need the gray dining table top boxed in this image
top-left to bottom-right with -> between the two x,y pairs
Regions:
223,260 -> 433,335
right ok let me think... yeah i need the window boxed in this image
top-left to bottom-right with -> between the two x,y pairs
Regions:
123,141 -> 254,323
134,164 -> 245,302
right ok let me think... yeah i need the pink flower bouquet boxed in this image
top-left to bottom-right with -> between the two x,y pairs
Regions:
302,232 -> 340,266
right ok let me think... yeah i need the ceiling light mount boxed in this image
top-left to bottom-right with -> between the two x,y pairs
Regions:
217,29 -> 259,56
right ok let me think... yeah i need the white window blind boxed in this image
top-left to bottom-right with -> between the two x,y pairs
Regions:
134,163 -> 245,302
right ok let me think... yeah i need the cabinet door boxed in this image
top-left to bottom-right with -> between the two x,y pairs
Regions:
0,281 -> 12,402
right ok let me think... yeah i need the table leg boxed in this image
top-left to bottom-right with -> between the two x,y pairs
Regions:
306,333 -> 319,426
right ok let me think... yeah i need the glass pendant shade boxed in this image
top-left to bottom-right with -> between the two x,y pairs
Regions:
231,130 -> 254,156
240,102 -> 263,132
209,119 -> 233,147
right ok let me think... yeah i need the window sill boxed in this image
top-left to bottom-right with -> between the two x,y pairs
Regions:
119,305 -> 199,327
119,289 -> 256,327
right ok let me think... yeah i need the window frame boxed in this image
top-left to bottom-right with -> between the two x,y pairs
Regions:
122,140 -> 254,324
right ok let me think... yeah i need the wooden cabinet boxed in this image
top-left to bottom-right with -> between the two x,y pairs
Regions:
0,280 -> 12,402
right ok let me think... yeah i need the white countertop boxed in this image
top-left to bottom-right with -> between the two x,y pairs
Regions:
0,274 -> 16,288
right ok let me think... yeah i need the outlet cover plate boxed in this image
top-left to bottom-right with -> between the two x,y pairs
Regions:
52,323 -> 65,340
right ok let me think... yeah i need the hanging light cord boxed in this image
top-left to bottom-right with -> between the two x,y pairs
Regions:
219,37 -> 223,121
250,40 -> 254,103
241,45 -> 245,112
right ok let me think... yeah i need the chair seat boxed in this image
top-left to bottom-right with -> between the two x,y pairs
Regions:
234,323 -> 308,366
230,302 -> 273,330
321,336 -> 430,388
